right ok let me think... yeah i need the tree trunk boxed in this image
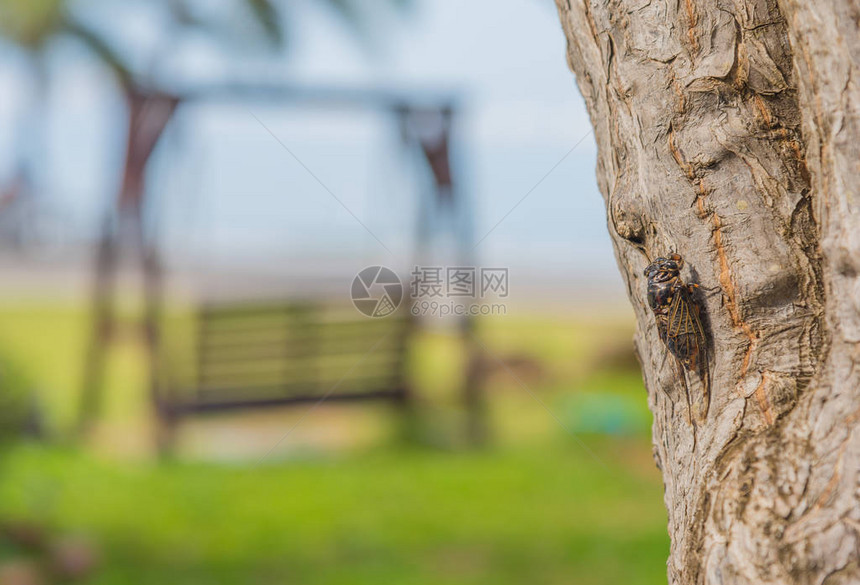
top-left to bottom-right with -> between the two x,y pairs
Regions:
554,1 -> 860,583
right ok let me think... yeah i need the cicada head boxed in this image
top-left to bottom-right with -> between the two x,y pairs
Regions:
644,253 -> 684,283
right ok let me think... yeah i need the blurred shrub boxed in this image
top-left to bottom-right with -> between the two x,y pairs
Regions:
562,391 -> 650,436
0,0 -> 65,48
590,337 -> 641,374
0,351 -> 39,445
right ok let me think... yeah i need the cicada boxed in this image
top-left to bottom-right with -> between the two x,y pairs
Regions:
643,253 -> 710,423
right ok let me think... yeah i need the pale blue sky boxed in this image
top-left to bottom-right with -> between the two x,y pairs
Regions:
0,0 -> 624,301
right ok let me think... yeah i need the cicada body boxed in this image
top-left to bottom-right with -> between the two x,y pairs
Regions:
644,253 -> 710,422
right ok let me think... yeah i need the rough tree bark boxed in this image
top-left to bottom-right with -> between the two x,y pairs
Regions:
554,1 -> 860,583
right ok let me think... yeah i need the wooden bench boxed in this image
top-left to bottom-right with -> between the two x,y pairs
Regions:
154,301 -> 413,451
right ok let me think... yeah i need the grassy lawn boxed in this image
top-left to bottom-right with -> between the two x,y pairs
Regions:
0,442 -> 668,585
0,301 -> 669,584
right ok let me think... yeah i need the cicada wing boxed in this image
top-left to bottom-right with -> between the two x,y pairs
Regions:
698,345 -> 710,420
668,286 -> 710,420
666,288 -> 701,363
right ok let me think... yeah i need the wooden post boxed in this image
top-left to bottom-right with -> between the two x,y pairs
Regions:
76,89 -> 178,438
411,106 -> 487,446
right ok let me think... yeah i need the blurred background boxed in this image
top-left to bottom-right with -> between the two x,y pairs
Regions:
0,1 -> 668,584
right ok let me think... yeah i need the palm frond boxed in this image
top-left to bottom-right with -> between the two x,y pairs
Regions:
167,0 -> 286,52
63,19 -> 133,88
245,0 -> 283,47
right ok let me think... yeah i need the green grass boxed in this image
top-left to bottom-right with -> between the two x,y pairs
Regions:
0,442 -> 667,585
0,301 -> 669,585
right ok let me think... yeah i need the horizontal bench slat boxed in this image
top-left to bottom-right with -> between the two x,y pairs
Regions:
159,302 -> 411,422
162,388 -> 408,416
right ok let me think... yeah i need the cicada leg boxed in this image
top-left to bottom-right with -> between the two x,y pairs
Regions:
687,282 -> 720,298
